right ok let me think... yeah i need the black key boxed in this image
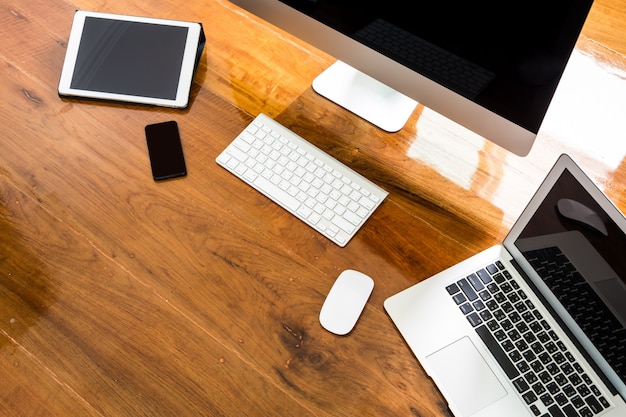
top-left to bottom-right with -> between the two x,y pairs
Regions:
546,363 -> 560,375
473,299 -> 486,311
585,395 -> 604,414
540,393 -> 554,406
502,340 -> 515,352
468,273 -> 485,291
517,360 -> 530,373
446,283 -> 460,294
561,363 -> 574,375
487,283 -> 499,294
509,350 -> 523,362
531,360 -> 544,372
562,404 -> 579,417
547,404 -> 566,417
539,352 -> 552,365
536,331 -> 550,343
554,373 -> 567,386
539,370 -> 552,383
523,332 -> 537,344
516,322 -> 529,334
563,385 -> 576,397
487,319 -> 499,331
547,382 -> 560,394
508,329 -> 521,341
599,396 -> 610,408
515,339 -> 528,352
479,290 -> 492,301
569,373 -> 582,388
494,329 -> 507,341
477,268 -> 493,283
493,309 -> 506,321
494,292 -> 507,303
545,342 -> 558,354
513,377 -> 530,393
522,350 -> 536,362
523,391 -> 538,405
501,319 -> 513,330
525,371 -> 538,384
532,382 -> 546,395
531,342 -> 544,354
479,309 -> 492,321
467,312 -> 482,327
571,395 -> 584,408
523,311 -> 536,323
475,325 -> 519,379
453,293 -> 466,305
458,278 -> 478,301
555,392 -> 568,406
460,303 -> 474,314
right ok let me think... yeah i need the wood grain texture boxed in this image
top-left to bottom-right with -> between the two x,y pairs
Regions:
1,0 -> 626,416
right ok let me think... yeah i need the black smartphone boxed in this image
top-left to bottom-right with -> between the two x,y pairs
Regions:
145,121 -> 187,181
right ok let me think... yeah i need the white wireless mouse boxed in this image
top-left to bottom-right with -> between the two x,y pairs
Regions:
319,270 -> 374,335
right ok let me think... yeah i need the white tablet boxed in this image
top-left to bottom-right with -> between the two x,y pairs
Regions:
58,11 -> 205,108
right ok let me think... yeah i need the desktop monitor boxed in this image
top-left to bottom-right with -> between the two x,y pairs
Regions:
229,0 -> 594,156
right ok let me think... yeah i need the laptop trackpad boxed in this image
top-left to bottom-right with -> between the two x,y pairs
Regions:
426,337 -> 507,416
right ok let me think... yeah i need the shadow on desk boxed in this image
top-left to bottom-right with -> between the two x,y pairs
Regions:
219,87 -> 506,290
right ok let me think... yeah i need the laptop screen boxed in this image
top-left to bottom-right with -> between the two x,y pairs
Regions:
508,160 -> 626,392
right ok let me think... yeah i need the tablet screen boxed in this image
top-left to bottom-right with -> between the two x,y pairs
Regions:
59,11 -> 203,108
71,17 -> 189,100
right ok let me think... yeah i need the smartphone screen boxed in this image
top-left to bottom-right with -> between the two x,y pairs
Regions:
145,121 -> 187,181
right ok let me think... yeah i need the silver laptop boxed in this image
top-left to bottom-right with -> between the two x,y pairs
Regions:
384,154 -> 626,417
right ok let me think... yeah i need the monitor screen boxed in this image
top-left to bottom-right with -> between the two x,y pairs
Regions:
229,0 -> 594,156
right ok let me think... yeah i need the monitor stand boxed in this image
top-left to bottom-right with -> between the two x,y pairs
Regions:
312,60 -> 418,133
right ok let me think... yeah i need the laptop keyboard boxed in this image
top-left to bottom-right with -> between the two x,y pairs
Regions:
216,114 -> 388,247
446,261 -> 611,417
523,246 -> 626,384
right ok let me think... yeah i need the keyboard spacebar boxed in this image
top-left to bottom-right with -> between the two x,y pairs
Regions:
475,325 -> 519,379
253,176 -> 301,212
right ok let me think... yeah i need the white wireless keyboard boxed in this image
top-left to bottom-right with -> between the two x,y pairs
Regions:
216,114 -> 388,247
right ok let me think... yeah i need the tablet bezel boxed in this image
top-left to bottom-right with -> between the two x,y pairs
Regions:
58,11 -> 202,108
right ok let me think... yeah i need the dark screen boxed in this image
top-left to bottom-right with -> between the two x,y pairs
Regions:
145,121 -> 187,181
515,169 -> 626,383
71,17 -> 189,100
280,0 -> 594,133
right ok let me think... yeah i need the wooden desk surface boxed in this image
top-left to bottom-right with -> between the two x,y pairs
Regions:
2,0 -> 626,415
